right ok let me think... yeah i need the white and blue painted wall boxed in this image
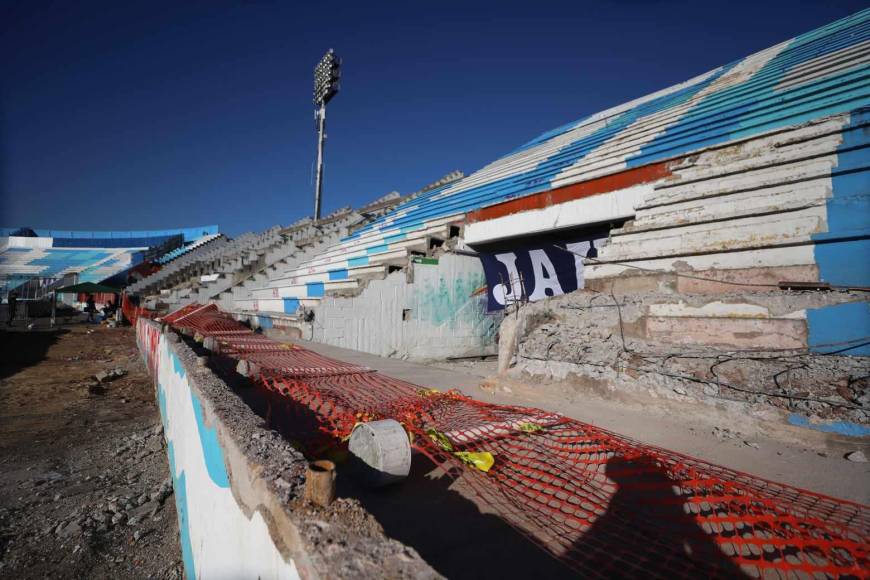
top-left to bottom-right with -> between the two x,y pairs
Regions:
135,319 -> 436,579
138,320 -> 301,580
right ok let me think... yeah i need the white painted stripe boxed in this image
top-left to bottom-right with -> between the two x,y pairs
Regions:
464,183 -> 650,245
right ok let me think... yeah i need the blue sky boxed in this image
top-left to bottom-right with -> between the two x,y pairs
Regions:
1,0 -> 865,235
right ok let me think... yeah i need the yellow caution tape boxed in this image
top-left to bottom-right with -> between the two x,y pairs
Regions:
341,421 -> 364,442
425,429 -> 494,472
426,428 -> 454,452
454,451 -> 495,473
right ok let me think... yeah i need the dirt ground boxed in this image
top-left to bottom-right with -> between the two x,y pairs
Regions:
0,320 -> 182,579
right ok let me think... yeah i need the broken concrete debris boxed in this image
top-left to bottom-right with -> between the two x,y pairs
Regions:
845,450 -> 868,463
94,367 -> 127,383
509,289 -> 870,428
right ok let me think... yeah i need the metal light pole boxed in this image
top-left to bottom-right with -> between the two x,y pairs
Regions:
313,102 -> 327,221
312,49 -> 341,221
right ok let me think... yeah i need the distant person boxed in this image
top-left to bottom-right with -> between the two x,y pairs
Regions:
101,299 -> 117,321
85,294 -> 96,323
6,291 -> 18,325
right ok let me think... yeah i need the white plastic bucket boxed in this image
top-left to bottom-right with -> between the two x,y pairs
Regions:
348,419 -> 412,487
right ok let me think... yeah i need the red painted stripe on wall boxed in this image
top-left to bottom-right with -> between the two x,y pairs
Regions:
466,160 -> 673,223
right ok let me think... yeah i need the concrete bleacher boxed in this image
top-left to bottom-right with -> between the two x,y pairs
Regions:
0,225 -> 220,297
229,175 -> 465,316
0,225 -> 218,246
0,243 -> 145,295
128,224 -> 339,307
126,174 -> 465,314
155,233 -> 223,265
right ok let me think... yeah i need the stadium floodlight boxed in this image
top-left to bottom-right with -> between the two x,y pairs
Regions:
312,49 -> 341,221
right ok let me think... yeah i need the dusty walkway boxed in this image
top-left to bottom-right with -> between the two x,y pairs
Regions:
0,322 -> 181,579
294,339 -> 870,504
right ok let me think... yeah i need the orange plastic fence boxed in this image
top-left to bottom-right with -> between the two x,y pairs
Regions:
121,293 -> 155,327
161,303 -> 869,578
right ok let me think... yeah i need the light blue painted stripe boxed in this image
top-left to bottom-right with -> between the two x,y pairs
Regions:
806,301 -> 870,355
341,12 -> 870,243
306,282 -> 325,298
189,390 -> 231,488
348,256 -> 369,267
627,18 -> 870,168
814,239 -> 870,288
157,382 -> 168,427
169,349 -> 231,488
328,269 -> 348,281
818,109 -> 870,239
382,233 -> 406,244
788,414 -> 870,437
283,297 -> 300,313
366,244 -> 389,255
814,107 -> 870,289
167,441 -> 197,580
171,351 -> 186,380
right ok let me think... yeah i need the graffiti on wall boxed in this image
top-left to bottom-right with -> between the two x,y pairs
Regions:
416,272 -> 500,346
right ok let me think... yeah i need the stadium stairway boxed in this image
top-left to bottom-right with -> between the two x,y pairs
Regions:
214,210 -> 369,311
154,233 -> 223,265
130,211 -> 365,310
231,212 -> 464,316
192,212 -> 363,308
128,173 -> 465,315
126,234 -> 230,296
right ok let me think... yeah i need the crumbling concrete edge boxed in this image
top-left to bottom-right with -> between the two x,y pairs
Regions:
140,318 -> 440,579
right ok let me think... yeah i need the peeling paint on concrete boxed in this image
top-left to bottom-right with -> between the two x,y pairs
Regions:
509,290 -> 870,430
787,413 -> 870,437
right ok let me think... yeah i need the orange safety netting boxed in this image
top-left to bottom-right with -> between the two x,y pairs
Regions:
160,303 -> 869,578
121,293 -> 156,327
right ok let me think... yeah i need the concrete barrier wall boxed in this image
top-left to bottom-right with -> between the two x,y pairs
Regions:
135,319 -> 437,580
138,320 -> 300,579
508,289 -> 870,437
240,253 -> 502,360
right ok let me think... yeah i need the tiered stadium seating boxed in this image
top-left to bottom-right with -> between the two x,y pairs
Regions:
230,177 -> 464,315
0,225 -> 220,297
289,11 -> 870,256
216,210 -> 368,312
155,233 -> 223,265
0,245 -> 144,293
130,226 -> 324,307
131,183 -> 453,313
233,10 -> 870,318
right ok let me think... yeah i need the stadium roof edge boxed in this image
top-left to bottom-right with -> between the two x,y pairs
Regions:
0,225 -> 219,243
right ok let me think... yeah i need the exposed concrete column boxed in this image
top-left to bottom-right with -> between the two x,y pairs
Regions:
498,314 -> 520,375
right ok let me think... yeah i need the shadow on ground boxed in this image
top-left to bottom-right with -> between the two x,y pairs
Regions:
196,348 -> 575,579
339,454 -> 575,579
188,336 -> 765,578
567,455 -> 749,578
0,328 -> 67,380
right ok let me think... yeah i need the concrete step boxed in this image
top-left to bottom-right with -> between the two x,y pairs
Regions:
268,246 -> 417,284
266,264 -> 387,288
235,297 -> 321,313
252,279 -> 360,300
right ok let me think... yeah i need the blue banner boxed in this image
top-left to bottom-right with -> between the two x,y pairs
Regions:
478,230 -> 607,311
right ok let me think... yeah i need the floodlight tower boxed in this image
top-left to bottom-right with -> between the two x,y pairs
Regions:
312,49 -> 341,221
